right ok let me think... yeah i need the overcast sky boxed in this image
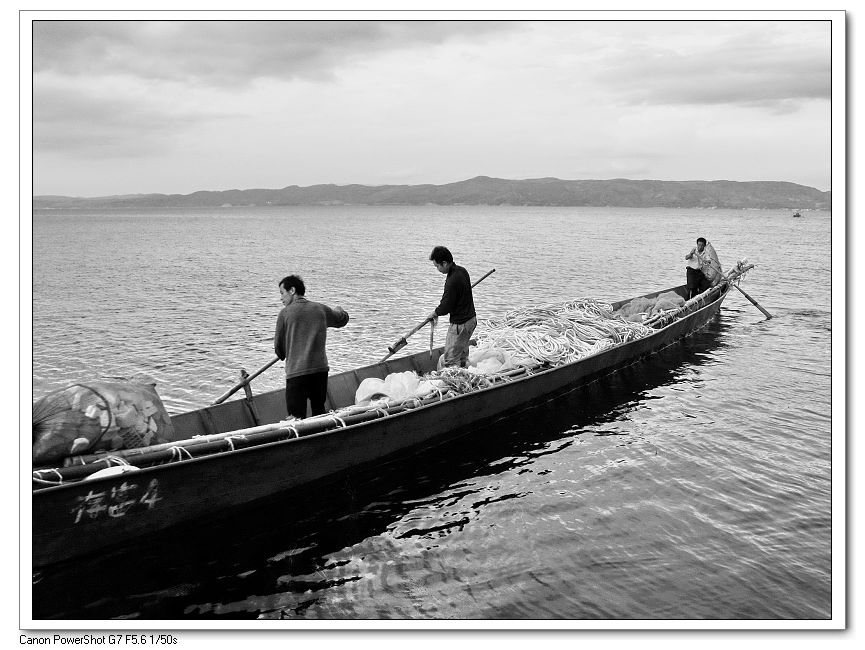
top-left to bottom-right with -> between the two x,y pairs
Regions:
30,17 -> 832,197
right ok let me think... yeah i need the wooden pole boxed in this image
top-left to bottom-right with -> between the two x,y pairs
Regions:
429,320 -> 435,359
212,357 -> 279,405
706,260 -> 772,320
731,283 -> 773,319
382,268 -> 496,362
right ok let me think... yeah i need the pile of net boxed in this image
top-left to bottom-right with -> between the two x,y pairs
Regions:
353,298 -> 656,406
473,298 -> 655,366
33,381 -> 177,465
614,291 -> 686,323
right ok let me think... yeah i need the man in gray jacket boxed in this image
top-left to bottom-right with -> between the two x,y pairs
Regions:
275,275 -> 349,419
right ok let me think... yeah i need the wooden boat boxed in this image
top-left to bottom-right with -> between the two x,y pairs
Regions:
31,274 -> 744,569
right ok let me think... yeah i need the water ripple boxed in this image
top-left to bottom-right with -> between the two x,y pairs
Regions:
31,207 -> 832,620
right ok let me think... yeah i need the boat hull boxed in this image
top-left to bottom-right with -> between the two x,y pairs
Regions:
32,284 -> 726,568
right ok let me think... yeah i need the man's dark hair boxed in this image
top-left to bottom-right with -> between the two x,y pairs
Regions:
279,274 -> 306,295
696,237 -> 707,245
429,246 -> 454,264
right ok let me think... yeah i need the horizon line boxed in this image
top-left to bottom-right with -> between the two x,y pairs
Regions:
34,175 -> 831,200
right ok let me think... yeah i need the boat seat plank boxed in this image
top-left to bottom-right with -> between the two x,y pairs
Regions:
252,390 -> 288,425
352,365 -> 388,382
171,409 -> 217,439
201,403 -> 257,435
325,372 -> 362,411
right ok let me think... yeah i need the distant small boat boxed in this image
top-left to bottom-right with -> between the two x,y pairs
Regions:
793,211 -> 802,218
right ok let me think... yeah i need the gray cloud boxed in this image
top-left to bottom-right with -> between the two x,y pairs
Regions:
595,28 -> 830,108
33,83 -> 226,157
29,19 -> 832,194
33,20 -> 518,86
32,20 -> 521,158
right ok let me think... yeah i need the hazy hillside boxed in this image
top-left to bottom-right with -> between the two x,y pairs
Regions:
33,176 -> 831,210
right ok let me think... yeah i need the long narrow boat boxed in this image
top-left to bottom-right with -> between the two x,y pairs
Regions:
31,274 -> 743,568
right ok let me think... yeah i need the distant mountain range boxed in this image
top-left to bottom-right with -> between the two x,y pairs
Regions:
33,176 -> 831,210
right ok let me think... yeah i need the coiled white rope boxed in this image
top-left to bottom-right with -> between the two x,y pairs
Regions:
476,298 -> 653,367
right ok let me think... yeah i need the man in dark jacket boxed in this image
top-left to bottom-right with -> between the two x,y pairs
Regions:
275,274 -> 349,419
427,246 -> 477,368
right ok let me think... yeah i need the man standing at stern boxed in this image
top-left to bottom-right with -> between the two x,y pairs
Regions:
685,236 -> 723,299
275,275 -> 349,419
428,246 -> 477,368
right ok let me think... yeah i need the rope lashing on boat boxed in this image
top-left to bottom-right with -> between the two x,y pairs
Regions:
168,446 -> 194,462
33,468 -> 65,485
224,434 -> 249,451
221,435 -> 249,451
34,452 -> 132,483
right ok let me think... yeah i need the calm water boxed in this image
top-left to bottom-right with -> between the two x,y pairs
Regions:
29,206 -> 833,621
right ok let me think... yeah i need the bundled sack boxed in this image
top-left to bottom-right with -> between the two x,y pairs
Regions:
615,296 -> 657,321
615,292 -> 685,322
33,381 -> 177,465
700,241 -> 723,285
355,371 -> 444,406
466,346 -> 520,374
653,290 -> 685,311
